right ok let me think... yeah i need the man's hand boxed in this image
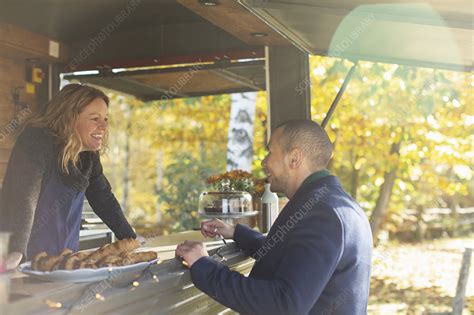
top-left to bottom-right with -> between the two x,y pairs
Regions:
175,240 -> 208,268
201,219 -> 235,239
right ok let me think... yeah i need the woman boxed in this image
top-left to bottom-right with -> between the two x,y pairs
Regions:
0,84 -> 136,267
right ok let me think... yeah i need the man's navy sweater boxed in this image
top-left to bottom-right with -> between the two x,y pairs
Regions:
191,175 -> 373,314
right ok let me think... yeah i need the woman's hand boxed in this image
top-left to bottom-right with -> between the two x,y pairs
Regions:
6,252 -> 23,270
200,219 -> 235,239
136,235 -> 146,246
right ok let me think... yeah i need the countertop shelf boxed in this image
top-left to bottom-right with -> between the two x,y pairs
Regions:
4,231 -> 252,315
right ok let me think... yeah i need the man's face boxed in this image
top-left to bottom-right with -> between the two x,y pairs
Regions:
262,128 -> 289,194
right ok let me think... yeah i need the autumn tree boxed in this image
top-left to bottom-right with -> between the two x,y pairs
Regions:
310,56 -> 472,242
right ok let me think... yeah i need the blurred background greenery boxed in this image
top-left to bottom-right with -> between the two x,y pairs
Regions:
98,55 -> 473,313
100,55 -> 473,244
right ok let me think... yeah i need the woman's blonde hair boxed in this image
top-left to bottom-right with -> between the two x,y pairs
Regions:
24,83 -> 109,174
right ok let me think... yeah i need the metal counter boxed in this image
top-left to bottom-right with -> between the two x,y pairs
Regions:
5,233 -> 253,315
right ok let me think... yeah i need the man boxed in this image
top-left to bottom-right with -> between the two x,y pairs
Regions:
176,119 -> 373,314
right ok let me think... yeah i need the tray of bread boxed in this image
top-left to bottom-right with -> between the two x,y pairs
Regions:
18,238 -> 159,283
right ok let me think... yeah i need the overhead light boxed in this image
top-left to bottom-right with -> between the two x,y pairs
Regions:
72,70 -> 99,76
198,0 -> 219,6
250,32 -> 268,38
112,68 -> 126,73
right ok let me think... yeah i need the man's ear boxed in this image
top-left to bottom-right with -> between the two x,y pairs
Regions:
288,148 -> 303,169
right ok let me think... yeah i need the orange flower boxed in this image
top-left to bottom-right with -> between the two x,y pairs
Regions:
227,169 -> 252,179
206,175 -> 221,184
254,179 -> 265,196
206,169 -> 265,194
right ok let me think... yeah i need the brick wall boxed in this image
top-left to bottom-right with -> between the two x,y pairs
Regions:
0,56 -> 37,185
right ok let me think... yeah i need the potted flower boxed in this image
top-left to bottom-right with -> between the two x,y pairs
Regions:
206,170 -> 265,210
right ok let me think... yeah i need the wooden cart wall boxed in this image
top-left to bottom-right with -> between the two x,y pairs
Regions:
0,23 -> 67,184
0,55 -> 30,182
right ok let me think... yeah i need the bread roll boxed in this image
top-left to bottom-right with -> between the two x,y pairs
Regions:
31,252 -> 48,271
38,256 -> 61,272
59,251 -> 89,270
87,238 -> 140,261
51,249 -> 73,271
29,239 -> 146,272
121,251 -> 157,266
97,255 -> 123,268
33,249 -> 74,272
79,257 -> 98,269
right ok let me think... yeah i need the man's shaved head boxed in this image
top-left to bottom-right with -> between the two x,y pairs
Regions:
276,119 -> 333,171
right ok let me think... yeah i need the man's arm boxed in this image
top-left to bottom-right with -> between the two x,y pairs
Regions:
191,207 -> 343,315
232,224 -> 266,257
86,154 -> 136,239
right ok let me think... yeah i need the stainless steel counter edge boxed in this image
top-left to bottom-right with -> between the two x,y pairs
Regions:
5,244 -> 253,315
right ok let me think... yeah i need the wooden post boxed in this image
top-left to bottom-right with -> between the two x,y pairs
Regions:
265,45 -> 311,135
452,248 -> 472,315
48,63 -> 61,100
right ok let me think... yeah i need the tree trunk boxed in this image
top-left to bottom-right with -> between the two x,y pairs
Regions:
226,93 -> 256,172
446,195 -> 459,237
369,140 -> 402,244
154,150 -> 163,223
414,204 -> 425,241
350,151 -> 360,199
351,167 -> 360,199
121,107 -> 131,214
327,129 -> 338,171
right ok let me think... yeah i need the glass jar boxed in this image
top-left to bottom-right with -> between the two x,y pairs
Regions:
198,179 -> 254,216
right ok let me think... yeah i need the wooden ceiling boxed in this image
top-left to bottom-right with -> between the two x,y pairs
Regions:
1,0 -> 470,102
0,0 -> 269,70
0,0 -> 276,99
64,60 -> 266,101
177,0 -> 288,46
181,0 -> 473,71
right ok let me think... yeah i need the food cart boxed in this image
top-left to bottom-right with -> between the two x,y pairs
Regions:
0,0 -> 471,313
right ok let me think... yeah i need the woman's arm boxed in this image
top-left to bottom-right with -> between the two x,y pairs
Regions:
85,154 -> 136,239
0,128 -> 52,257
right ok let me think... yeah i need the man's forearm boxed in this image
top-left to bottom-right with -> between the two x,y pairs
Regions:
232,224 -> 266,256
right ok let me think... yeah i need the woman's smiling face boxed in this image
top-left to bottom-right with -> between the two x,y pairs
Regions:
76,97 -> 108,152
